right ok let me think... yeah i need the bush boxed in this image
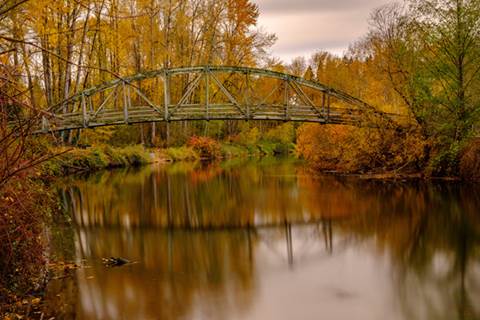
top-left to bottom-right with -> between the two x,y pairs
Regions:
117,145 -> 151,166
187,136 -> 222,159
165,146 -> 198,161
459,139 -> 480,180
220,143 -> 250,158
265,123 -> 295,144
42,145 -> 150,176
296,123 -> 427,173
426,142 -> 461,177
0,178 -> 56,299
234,126 -> 260,146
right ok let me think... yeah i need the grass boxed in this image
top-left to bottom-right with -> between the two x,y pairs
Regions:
164,146 -> 199,161
41,145 -> 151,176
41,139 -> 295,176
162,140 -> 293,162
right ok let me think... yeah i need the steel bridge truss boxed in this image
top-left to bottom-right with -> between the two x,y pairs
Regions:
38,66 -> 398,133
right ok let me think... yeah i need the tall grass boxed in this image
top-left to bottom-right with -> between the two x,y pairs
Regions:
41,145 -> 151,176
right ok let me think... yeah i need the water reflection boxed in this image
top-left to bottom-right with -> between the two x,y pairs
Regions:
46,158 -> 480,320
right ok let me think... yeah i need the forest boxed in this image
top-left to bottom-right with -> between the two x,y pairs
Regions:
1,0 -> 480,316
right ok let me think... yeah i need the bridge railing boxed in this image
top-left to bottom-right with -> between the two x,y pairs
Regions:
31,66 -> 405,133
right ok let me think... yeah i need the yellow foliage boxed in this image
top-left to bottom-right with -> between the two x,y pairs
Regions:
235,126 -> 260,146
265,123 -> 295,144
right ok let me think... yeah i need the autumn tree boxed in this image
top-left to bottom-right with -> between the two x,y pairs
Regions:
366,0 -> 480,172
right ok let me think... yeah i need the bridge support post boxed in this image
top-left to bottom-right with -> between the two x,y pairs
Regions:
122,82 -> 130,124
41,116 -> 48,133
205,67 -> 209,120
321,91 -> 331,123
163,72 -> 170,121
327,93 -> 331,121
245,71 -> 251,120
81,94 -> 88,128
284,77 -> 290,121
322,92 -> 326,122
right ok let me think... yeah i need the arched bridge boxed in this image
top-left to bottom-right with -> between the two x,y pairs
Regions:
37,66 -> 402,133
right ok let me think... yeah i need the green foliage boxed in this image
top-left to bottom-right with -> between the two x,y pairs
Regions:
427,142 -> 462,177
265,123 -> 295,144
42,146 -> 150,176
260,123 -> 296,155
79,127 -> 116,145
165,146 -> 199,161
234,125 -> 260,146
116,146 -> 151,166
220,143 -> 250,158
366,0 -> 480,174
108,126 -> 141,147
258,141 -> 294,155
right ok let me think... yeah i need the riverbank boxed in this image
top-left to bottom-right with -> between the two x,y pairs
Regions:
40,145 -> 151,177
1,145 -> 154,317
294,124 -> 480,181
163,140 -> 293,162
40,139 -> 294,178
0,177 -> 58,318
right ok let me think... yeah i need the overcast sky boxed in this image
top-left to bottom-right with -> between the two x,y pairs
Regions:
253,0 -> 391,63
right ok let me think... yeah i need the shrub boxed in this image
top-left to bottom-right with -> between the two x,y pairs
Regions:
0,178 -> 56,299
296,123 -> 427,173
265,123 -> 295,144
459,139 -> 480,180
234,126 -> 260,146
220,143 -> 250,158
117,145 -> 150,166
42,145 -> 150,176
187,136 -> 222,159
165,146 -> 198,161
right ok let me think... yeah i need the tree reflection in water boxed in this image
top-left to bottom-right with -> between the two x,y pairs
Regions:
44,158 -> 480,320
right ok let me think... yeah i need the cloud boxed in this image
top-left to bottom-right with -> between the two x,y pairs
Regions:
253,0 -> 391,62
255,0 -> 387,14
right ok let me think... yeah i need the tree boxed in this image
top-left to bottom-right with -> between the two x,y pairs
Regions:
367,0 -> 480,171
368,0 -> 480,151
411,0 -> 480,143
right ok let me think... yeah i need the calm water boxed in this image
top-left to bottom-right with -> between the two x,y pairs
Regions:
44,158 -> 480,320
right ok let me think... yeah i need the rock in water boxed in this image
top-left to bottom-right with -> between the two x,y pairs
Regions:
102,257 -> 130,267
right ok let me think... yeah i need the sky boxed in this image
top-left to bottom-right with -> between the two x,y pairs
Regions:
253,0 -> 391,63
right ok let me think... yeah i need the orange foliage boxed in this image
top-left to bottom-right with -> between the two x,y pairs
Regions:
459,138 -> 480,180
187,136 -> 222,160
296,124 -> 351,171
296,123 -> 426,173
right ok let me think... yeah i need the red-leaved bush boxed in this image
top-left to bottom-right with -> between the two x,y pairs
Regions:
187,136 -> 222,159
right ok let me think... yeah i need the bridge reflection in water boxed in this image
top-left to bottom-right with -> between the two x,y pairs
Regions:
46,159 -> 480,320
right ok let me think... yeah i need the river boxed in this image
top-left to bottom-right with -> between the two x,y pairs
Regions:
43,157 -> 480,320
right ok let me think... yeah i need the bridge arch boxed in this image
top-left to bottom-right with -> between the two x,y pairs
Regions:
39,66 -> 399,133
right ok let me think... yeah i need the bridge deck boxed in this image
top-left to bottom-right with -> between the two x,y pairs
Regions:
19,66 -> 403,133
40,105 -> 366,132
